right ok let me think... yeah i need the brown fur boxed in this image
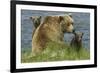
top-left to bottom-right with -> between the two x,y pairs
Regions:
30,16 -> 42,37
32,15 -> 74,54
70,32 -> 84,51
30,16 -> 41,28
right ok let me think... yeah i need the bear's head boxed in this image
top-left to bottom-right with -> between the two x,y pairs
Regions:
74,32 -> 84,42
60,14 -> 74,33
30,16 -> 41,28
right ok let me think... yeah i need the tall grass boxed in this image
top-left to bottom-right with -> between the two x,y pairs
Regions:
21,42 -> 90,63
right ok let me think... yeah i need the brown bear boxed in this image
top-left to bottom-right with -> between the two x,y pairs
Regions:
32,15 -> 74,54
30,16 -> 42,37
70,32 -> 84,51
30,16 -> 42,28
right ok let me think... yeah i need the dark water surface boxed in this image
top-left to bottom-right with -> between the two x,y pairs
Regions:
21,10 -> 90,50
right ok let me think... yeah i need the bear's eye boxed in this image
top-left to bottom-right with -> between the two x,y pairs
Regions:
67,24 -> 70,26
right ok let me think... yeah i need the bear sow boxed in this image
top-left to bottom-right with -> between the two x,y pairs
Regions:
31,15 -> 74,54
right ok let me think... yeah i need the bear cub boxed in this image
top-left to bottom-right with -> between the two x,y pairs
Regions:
30,16 -> 42,37
70,31 -> 84,51
30,16 -> 41,28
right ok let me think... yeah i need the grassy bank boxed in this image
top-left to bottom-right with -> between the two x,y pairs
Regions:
21,42 -> 90,63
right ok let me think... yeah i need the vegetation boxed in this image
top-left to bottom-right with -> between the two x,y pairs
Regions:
21,42 -> 90,63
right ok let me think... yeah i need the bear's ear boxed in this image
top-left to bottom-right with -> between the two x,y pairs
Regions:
39,16 -> 42,19
73,32 -> 77,36
30,16 -> 35,20
68,13 -> 72,18
30,16 -> 33,19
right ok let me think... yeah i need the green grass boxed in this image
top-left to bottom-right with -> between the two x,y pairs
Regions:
21,42 -> 90,63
